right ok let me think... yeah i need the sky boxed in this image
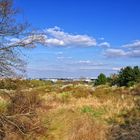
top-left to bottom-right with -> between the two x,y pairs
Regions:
14,0 -> 140,78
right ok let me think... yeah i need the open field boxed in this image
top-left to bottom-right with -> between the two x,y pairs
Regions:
1,0 -> 140,140
0,79 -> 140,140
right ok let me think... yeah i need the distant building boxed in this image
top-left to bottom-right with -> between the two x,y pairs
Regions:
28,77 -> 97,83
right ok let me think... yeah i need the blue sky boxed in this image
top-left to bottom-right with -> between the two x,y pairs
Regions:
14,0 -> 140,78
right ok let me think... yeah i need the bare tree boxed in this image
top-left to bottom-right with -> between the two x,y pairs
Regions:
0,0 -> 45,77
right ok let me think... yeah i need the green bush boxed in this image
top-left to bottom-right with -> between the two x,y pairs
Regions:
95,73 -> 107,86
115,66 -> 140,87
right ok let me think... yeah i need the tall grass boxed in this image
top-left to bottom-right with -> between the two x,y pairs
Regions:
0,79 -> 140,140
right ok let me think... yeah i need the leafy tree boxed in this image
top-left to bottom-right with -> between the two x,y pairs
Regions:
133,66 -> 140,82
95,73 -> 107,85
117,66 -> 140,87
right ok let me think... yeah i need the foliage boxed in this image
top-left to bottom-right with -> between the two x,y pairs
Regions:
95,73 -> 107,85
116,66 -> 140,87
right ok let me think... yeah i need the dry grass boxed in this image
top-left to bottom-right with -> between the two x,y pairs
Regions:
44,94 -> 135,124
45,108 -> 108,140
0,90 -> 48,140
43,84 -> 140,140
68,115 -> 107,140
0,80 -> 140,140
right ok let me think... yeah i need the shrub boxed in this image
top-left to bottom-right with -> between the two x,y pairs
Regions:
7,91 -> 42,114
0,91 -> 47,140
116,66 -> 140,87
95,73 -> 107,86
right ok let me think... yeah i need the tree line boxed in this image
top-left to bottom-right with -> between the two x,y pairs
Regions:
95,66 -> 140,87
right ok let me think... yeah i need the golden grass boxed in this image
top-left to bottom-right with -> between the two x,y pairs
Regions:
68,115 -> 107,140
0,80 -> 140,140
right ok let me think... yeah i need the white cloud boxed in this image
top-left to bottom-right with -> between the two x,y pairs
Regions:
45,38 -> 65,46
79,66 -> 120,71
105,49 -> 127,57
122,40 -> 140,49
44,26 -> 97,47
127,49 -> 140,57
105,48 -> 140,58
6,26 -> 97,48
98,42 -> 110,48
105,39 -> 140,58
68,60 -> 105,67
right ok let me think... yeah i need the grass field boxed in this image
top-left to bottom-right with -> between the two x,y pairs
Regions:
0,79 -> 140,140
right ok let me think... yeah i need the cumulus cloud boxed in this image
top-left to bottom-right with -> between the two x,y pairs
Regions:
105,48 -> 140,58
104,39 -> 140,58
122,40 -> 140,49
44,26 -> 97,47
128,49 -> 140,57
105,49 -> 127,57
7,26 -> 97,48
9,26 -> 140,59
45,38 -> 64,46
98,38 -> 140,58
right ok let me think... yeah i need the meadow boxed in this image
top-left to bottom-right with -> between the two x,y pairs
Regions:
0,79 -> 140,140
1,0 -> 140,140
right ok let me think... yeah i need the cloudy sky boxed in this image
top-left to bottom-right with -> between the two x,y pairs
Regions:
15,0 -> 140,78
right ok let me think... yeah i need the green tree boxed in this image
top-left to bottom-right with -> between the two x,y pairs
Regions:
117,66 -> 140,87
95,73 -> 107,85
133,66 -> 140,82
